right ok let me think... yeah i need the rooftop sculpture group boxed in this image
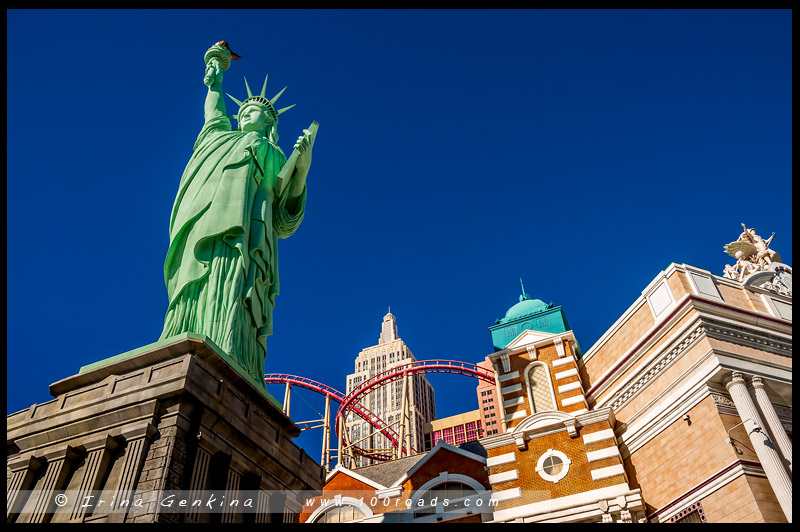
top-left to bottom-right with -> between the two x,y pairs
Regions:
722,223 -> 782,282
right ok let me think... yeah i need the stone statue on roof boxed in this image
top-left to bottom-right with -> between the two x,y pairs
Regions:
722,224 -> 782,281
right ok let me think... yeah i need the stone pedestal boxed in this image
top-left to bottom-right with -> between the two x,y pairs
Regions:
7,334 -> 323,523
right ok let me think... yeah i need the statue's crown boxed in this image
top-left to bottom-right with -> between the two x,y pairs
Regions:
227,75 -> 295,124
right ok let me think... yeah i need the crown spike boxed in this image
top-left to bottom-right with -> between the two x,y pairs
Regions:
260,74 -> 269,98
226,93 -> 244,107
270,86 -> 288,105
276,104 -> 296,115
244,77 -> 253,98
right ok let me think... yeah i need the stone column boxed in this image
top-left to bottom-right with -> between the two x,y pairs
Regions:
67,435 -> 122,522
751,376 -> 792,472
255,488 -> 270,523
27,447 -> 82,523
725,372 -> 792,522
185,446 -> 213,523
108,424 -> 157,523
221,466 -> 242,523
6,455 -> 46,522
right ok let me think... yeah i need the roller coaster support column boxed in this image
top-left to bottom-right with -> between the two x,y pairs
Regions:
283,382 -> 292,416
336,413 -> 349,469
397,372 -> 408,458
405,377 -> 412,456
321,395 -> 331,472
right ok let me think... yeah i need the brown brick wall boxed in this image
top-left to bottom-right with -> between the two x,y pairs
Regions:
502,342 -> 587,431
301,449 -> 490,523
487,419 -> 625,512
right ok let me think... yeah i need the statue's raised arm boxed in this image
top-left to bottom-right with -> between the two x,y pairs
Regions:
202,42 -> 239,123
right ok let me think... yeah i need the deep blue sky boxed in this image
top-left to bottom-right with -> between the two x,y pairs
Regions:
7,10 -> 792,457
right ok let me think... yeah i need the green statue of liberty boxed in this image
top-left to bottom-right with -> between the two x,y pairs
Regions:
160,42 -> 316,387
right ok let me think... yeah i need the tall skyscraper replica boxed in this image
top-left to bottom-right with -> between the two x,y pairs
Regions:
345,312 -> 435,467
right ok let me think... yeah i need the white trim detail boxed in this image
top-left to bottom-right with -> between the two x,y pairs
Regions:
505,410 -> 528,421
490,483 -> 639,523
498,371 -> 520,383
486,452 -> 516,467
761,293 -> 792,321
501,383 -> 523,395
552,357 -> 576,368
558,381 -> 582,394
590,464 -> 626,481
491,487 -> 522,502
308,495 -> 375,523
503,396 -> 525,408
686,269 -> 723,302
535,449 -> 571,483
410,472 -> 488,506
326,465 -> 386,490
488,469 -> 519,484
644,274 -> 677,321
561,394 -> 586,407
555,368 -> 578,381
582,429 -> 616,445
554,337 -> 566,358
586,446 -> 620,463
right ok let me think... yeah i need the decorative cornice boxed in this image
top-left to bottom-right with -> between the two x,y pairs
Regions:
703,319 -> 792,355
711,389 -> 792,422
590,309 -> 791,409
599,323 -> 706,412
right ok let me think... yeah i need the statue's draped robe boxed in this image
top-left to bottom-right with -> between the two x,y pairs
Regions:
160,115 -> 306,383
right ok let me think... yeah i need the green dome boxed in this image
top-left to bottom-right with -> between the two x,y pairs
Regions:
501,297 -> 548,323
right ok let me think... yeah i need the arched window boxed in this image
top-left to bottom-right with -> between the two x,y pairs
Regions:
312,504 -> 366,523
411,474 -> 487,519
526,362 -> 556,413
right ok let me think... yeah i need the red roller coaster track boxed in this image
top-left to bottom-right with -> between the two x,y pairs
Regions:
266,360 -> 495,464
264,374 -> 411,461
335,360 -> 495,450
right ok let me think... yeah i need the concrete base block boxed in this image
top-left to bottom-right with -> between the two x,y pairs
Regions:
7,334 -> 323,523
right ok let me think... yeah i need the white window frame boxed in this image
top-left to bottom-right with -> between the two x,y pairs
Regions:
535,449 -> 571,483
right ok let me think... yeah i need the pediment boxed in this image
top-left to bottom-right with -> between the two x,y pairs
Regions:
513,410 -> 575,434
505,329 -> 557,349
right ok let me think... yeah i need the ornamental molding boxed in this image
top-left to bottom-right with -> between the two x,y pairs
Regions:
703,318 -> 792,356
602,323 -> 706,413
594,314 -> 791,412
710,391 -> 736,410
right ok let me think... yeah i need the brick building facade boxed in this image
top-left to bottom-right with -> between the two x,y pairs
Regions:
302,259 -> 792,523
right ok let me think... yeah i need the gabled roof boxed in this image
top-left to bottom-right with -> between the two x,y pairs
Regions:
389,440 -> 487,488
325,464 -> 389,490
346,453 -> 428,488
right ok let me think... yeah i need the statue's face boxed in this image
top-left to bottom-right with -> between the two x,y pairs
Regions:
239,105 -> 273,134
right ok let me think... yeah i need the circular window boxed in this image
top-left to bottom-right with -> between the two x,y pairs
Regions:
536,449 -> 571,483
